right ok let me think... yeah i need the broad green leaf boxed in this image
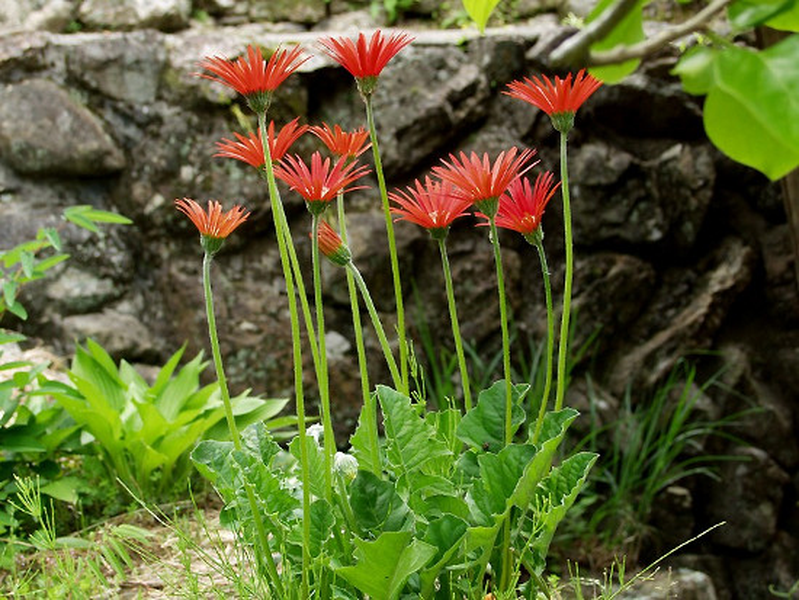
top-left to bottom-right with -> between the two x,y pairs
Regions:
191,439 -> 236,489
308,498 -> 334,558
419,514 -> 469,596
3,281 -> 17,308
19,252 -> 34,279
0,430 -> 46,452
587,0 -> 646,83
704,37 -> 799,180
508,408 -> 579,511
80,208 -> 132,225
377,386 -> 451,480
6,301 -> 28,320
335,531 -> 437,600
349,403 -> 382,475
767,0 -> 799,29
33,254 -> 69,274
521,452 -> 597,575
41,227 -> 62,252
149,345 -> 187,397
462,0 -> 501,32
155,351 -> 206,420
672,45 -> 718,95
456,380 -> 527,453
349,470 -> 411,534
728,0 -> 799,30
470,444 -> 537,522
40,477 -> 83,503
63,207 -> 99,233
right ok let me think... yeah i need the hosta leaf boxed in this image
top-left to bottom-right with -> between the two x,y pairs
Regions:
378,386 -> 450,480
335,531 -> 437,600
456,380 -> 527,453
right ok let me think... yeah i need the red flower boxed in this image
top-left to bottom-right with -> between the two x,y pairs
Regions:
318,30 -> 414,95
315,220 -> 352,267
215,118 -> 308,168
275,151 -> 370,215
310,123 -> 371,162
432,147 -> 538,218
175,198 -> 249,254
389,177 -> 472,240
198,45 -> 308,113
504,69 -> 602,132
487,172 -> 560,242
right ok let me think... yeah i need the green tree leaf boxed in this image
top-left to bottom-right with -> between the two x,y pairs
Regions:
588,0 -> 646,83
703,37 -> 799,180
336,531 -> 437,600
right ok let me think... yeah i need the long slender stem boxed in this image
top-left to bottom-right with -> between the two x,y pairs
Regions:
488,218 -> 515,594
348,263 -> 402,390
531,235 -> 554,444
555,131 -> 572,412
338,195 -> 381,475
257,113 -> 310,596
312,213 -> 335,497
202,253 -> 283,596
365,96 -> 408,395
437,238 -> 472,412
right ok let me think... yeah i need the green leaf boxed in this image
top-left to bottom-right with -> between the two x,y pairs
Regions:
349,470 -> 411,534
3,281 -> 17,308
33,254 -> 70,274
40,477 -> 83,504
728,0 -> 799,30
309,498 -> 335,558
191,439 -> 236,489
419,514 -> 469,596
335,531 -> 437,600
587,0 -> 646,83
704,37 -> 799,180
521,452 -> 597,575
6,301 -> 28,320
470,444 -> 537,522
289,434 -> 327,499
0,331 -> 26,345
461,0 -> 501,32
41,227 -> 62,252
63,205 -> 132,232
456,380 -> 527,453
377,386 -> 451,480
63,207 -> 100,233
19,252 -> 34,279
349,403 -> 382,476
672,45 -> 718,95
767,0 -> 799,29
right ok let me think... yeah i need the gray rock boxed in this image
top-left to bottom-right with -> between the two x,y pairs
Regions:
0,79 -> 126,176
616,568 -> 718,600
60,309 -> 155,359
78,0 -> 191,32
65,29 -> 166,104
250,0 -> 326,24
607,237 -> 754,395
45,266 -> 121,314
705,446 -> 789,553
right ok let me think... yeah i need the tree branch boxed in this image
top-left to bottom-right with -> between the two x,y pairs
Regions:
589,0 -> 732,65
549,0 -> 642,67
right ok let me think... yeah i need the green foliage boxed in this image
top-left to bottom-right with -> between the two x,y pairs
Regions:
192,381 -> 593,597
0,206 -> 131,322
462,0 -> 502,31
587,0 -> 646,83
672,35 -> 799,180
46,340 -> 289,500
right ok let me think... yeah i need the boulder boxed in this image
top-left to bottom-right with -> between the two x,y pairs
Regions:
78,0 -> 191,32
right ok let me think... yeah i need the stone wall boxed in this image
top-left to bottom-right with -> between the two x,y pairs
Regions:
0,7 -> 797,599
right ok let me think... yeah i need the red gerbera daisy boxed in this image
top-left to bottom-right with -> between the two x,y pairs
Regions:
318,30 -> 414,96
215,118 -> 308,169
310,123 -> 371,163
275,151 -> 371,215
504,69 -> 602,133
175,198 -> 249,254
432,147 -> 538,218
389,177 -> 472,240
198,44 -> 308,114
485,172 -> 560,243
315,220 -> 352,267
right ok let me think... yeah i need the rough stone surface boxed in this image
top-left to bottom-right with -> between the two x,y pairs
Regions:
78,0 -> 191,31
60,310 -> 155,360
705,446 -> 789,553
0,79 -> 126,176
250,0 -> 326,24
616,568 -> 718,600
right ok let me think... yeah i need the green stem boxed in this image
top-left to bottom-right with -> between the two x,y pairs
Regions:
437,238 -> 472,412
531,235 -> 554,444
365,96 -> 408,395
488,218 -> 514,594
347,263 -> 402,390
202,253 -> 283,596
338,195 -> 381,475
257,112 -> 310,597
312,213 -> 335,498
489,220 -> 514,444
555,131 -> 572,412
